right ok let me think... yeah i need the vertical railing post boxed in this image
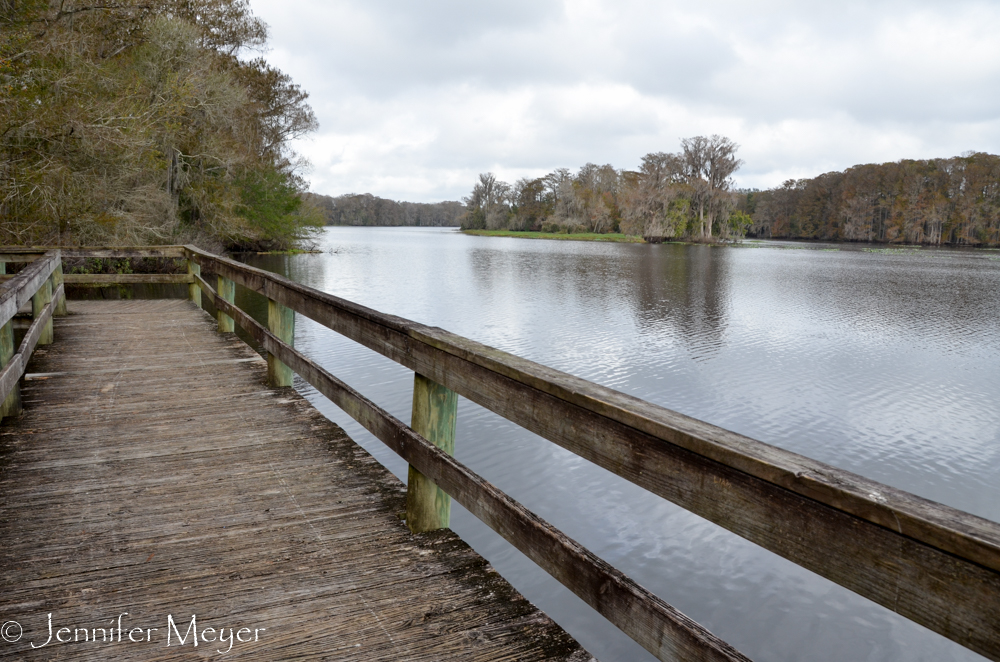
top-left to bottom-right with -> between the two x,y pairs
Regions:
406,373 -> 458,533
0,259 -> 19,419
32,272 -> 53,345
217,275 -> 235,332
0,319 -> 18,419
187,257 -> 201,308
53,261 -> 67,316
266,298 -> 294,386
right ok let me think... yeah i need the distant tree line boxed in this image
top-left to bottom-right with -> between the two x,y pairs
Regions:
1,0 -> 321,251
305,192 -> 464,227
461,136 -> 751,241
742,153 -> 1000,246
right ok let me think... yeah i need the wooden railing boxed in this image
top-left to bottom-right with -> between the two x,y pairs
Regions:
0,251 -> 65,422
3,245 -> 999,662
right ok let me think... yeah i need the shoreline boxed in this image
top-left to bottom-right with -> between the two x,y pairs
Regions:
459,230 -> 1000,253
461,230 -> 643,243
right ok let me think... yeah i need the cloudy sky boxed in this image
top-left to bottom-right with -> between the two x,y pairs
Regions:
248,0 -> 1000,202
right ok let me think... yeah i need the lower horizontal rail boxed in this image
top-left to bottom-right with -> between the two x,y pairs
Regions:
193,272 -> 751,662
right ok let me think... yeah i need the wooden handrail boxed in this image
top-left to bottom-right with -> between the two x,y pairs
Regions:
0,251 -> 63,412
0,251 -> 60,329
192,269 -> 751,662
0,246 -> 188,287
0,285 -> 61,406
181,244 -> 1000,661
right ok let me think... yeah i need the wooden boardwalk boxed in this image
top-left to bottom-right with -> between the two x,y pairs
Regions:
2,247 -> 996,662
0,300 -> 592,660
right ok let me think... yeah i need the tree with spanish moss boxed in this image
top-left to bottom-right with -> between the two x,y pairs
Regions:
0,0 -> 321,250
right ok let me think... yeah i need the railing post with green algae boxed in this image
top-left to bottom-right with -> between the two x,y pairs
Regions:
267,298 -> 294,387
406,373 -> 458,533
0,260 -> 19,419
187,258 -> 201,308
217,275 -> 235,333
32,272 -> 53,346
53,262 -> 67,316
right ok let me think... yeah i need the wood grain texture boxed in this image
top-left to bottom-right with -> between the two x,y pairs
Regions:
0,299 -> 592,662
187,246 -> 1000,660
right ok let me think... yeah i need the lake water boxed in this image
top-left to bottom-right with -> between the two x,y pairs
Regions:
238,227 -> 1000,662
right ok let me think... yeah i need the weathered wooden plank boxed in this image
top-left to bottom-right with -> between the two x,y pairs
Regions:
194,272 -> 751,662
56,273 -> 193,284
63,246 -> 186,258
0,298 -> 592,662
0,253 -> 44,263
406,374 -> 458,533
24,357 -> 265,380
0,245 -> 186,259
187,246 -> 1000,660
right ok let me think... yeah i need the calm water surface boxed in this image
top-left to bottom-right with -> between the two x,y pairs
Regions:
240,227 -> 1000,662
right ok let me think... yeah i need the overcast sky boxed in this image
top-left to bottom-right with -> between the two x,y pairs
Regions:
248,0 -> 1000,202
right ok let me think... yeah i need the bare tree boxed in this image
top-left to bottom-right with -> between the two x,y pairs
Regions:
619,153 -> 690,239
462,172 -> 511,229
681,135 -> 742,238
511,177 -> 547,230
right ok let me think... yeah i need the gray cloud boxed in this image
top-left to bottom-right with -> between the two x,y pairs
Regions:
251,0 -> 1000,201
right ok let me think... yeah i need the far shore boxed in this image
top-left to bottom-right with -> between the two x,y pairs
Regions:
457,230 -> 1000,252
461,229 -> 643,243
